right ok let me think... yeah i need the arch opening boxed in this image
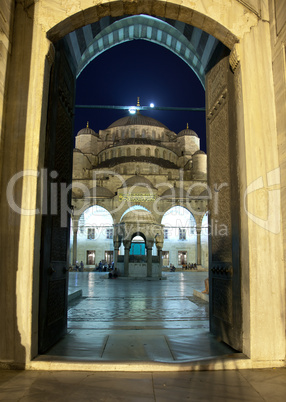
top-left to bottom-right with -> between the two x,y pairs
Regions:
37,0 -> 250,362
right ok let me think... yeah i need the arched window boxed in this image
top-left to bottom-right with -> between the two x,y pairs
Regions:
127,148 -> 131,156
146,148 -> 150,157
155,148 -> 159,158
136,148 -> 141,156
163,150 -> 166,159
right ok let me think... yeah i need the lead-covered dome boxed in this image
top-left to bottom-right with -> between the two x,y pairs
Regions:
108,113 -> 169,129
121,210 -> 156,224
177,123 -> 198,138
77,122 -> 98,137
193,150 -> 206,155
121,175 -> 156,189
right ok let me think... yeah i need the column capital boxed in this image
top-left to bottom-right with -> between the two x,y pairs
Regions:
113,240 -> 121,249
146,240 -> 154,249
123,240 -> 131,249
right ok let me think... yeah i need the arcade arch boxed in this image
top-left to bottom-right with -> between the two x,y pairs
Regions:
0,0 -> 284,367
161,206 -> 202,267
71,205 -> 114,267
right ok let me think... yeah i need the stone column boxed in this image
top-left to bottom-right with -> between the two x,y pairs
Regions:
158,248 -> 163,269
73,229 -> 78,266
123,240 -> 131,277
147,246 -> 153,277
113,240 -> 121,268
155,233 -> 164,277
196,228 -> 201,266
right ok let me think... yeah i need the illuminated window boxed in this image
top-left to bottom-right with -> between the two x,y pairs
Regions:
86,250 -> 95,265
106,229 -> 113,239
87,228 -> 95,239
162,251 -> 169,266
178,251 -> 187,266
105,251 -> 113,264
179,228 -> 186,240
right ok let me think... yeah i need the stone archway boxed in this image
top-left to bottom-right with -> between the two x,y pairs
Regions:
0,0 -> 284,367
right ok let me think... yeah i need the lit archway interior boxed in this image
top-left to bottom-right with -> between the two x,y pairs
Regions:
161,206 -> 199,267
72,205 -> 114,266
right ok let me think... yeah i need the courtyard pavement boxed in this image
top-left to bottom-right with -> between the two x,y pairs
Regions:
1,367 -> 286,401
43,271 -> 236,362
2,272 -> 286,401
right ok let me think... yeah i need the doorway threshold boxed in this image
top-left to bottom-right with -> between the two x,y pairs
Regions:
29,354 -> 286,372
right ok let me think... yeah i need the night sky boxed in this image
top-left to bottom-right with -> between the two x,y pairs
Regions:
74,40 -> 206,152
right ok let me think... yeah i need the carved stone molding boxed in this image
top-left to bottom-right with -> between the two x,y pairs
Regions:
229,43 -> 240,73
46,43 -> 55,66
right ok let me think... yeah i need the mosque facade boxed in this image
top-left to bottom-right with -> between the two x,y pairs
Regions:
71,109 -> 208,277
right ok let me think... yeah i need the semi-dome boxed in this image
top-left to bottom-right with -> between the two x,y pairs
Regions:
90,186 -> 114,198
77,122 -> 98,137
108,113 -> 169,129
177,123 -> 198,138
161,187 -> 187,198
121,175 -> 156,189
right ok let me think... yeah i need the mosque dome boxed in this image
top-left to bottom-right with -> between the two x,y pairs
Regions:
121,209 -> 156,224
193,149 -> 206,155
177,123 -> 198,138
90,186 -> 114,198
161,187 -> 187,198
108,113 -> 169,129
77,122 -> 98,137
122,175 -> 156,189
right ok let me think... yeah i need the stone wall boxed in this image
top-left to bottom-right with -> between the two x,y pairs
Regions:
0,0 -> 14,184
269,0 -> 286,358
